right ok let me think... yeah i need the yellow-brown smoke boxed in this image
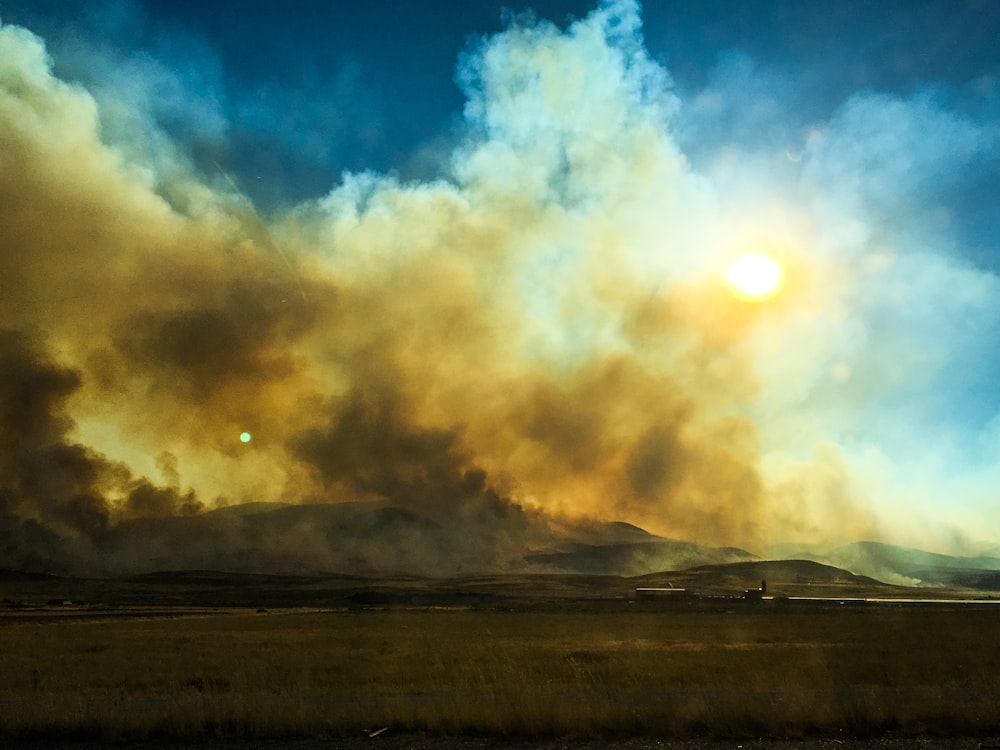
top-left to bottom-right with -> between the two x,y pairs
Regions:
2,3 -> 994,573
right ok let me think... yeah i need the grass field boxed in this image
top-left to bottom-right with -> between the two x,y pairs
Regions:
3,605 -> 1000,740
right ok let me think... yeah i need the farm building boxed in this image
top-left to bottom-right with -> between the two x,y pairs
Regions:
634,587 -> 692,602
743,580 -> 767,601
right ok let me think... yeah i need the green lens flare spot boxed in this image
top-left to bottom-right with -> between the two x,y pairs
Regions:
239,432 -> 252,443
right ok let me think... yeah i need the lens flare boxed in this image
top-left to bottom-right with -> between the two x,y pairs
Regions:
239,432 -> 252,443
725,253 -> 783,300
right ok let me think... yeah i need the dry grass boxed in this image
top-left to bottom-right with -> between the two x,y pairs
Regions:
2,606 -> 999,739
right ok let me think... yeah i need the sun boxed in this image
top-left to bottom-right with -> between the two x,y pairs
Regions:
724,252 -> 783,300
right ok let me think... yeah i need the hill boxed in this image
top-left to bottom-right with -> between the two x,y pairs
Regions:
6,499 -> 758,579
526,540 -> 756,576
635,559 -> 898,598
808,541 -> 1000,591
8,496 -> 1000,592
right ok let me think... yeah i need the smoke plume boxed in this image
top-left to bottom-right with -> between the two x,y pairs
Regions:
1,1 -> 998,574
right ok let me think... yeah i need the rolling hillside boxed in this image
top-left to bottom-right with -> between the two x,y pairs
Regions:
807,541 -> 1000,591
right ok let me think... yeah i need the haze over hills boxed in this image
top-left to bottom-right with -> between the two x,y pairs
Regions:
4,499 -> 758,579
5,499 -> 1000,596
526,541 -> 756,576
635,559 -> 890,598
803,541 -> 1000,589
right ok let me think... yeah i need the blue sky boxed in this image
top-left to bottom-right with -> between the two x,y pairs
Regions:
5,1 -> 997,209
1,0 -> 999,560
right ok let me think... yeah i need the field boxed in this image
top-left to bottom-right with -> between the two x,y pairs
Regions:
3,603 -> 1000,741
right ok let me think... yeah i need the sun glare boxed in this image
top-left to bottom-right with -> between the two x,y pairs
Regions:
725,252 -> 783,300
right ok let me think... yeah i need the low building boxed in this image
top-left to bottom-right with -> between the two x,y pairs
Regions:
635,587 -> 692,602
743,579 -> 767,601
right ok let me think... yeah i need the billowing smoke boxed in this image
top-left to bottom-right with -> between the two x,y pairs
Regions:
0,328 -> 201,571
1,1 -> 998,575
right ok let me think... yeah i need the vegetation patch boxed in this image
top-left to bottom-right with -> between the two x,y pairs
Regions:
3,606 -> 1000,739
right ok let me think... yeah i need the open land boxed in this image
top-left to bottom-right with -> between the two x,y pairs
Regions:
3,566 -> 1000,745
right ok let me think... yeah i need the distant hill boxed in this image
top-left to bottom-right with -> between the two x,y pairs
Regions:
526,540 -> 756,576
0,569 -> 60,582
98,500 -> 513,577
5,498 -> 765,579
11,493 -> 999,590
808,541 -> 1000,591
204,502 -> 293,518
634,559 -> 897,598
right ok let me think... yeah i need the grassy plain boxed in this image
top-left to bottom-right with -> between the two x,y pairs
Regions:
2,605 -> 1000,740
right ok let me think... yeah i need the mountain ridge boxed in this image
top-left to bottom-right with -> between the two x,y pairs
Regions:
6,500 -> 1000,591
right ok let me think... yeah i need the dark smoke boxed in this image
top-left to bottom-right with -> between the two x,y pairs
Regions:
293,384 -> 526,525
0,328 -> 203,571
